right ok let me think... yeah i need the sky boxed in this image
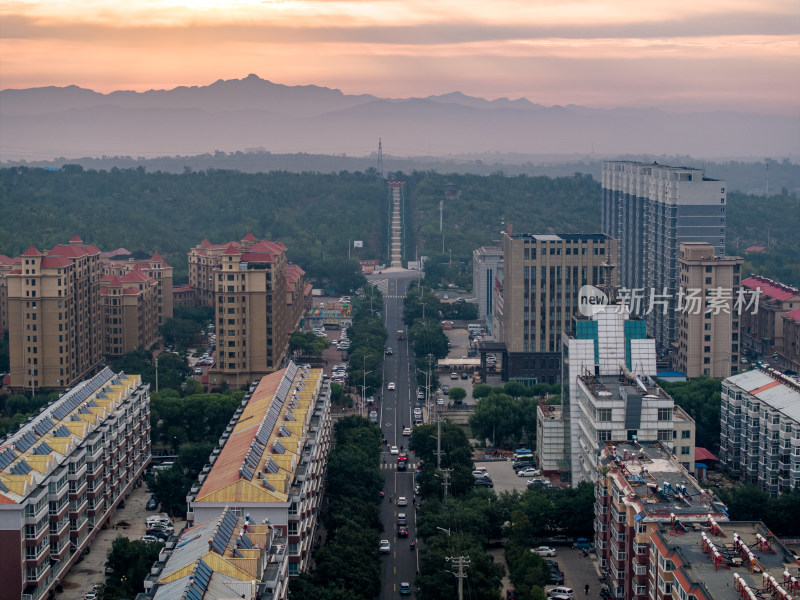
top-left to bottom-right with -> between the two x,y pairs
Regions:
1,0 -> 799,115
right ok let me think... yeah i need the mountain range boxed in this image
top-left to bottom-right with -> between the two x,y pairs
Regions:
1,74 -> 797,161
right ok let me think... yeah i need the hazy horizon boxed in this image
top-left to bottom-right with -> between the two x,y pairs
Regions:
2,0 -> 798,116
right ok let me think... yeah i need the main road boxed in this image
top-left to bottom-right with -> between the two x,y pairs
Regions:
368,269 -> 423,599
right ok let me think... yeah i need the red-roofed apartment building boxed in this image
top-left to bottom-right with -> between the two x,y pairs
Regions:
0,254 -> 19,335
101,249 -> 174,326
740,275 -> 800,359
189,234 -> 308,387
99,266 -> 160,357
5,236 -> 104,391
782,307 -> 800,372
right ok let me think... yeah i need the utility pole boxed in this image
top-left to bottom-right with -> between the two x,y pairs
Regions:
437,416 -> 442,469
446,555 -> 470,600
154,356 -> 159,393
442,468 -> 452,500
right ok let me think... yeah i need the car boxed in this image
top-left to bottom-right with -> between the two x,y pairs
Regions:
379,539 -> 391,554
398,453 -> 408,462
413,408 -> 422,417
387,382 -> 396,390
517,467 -> 542,477
390,446 -> 399,455
397,513 -> 407,525
513,461 -> 534,470
574,537 -> 592,549
533,546 -> 557,556
474,478 -> 494,487
84,594 -> 97,600
140,535 -> 159,543
549,570 -> 565,585
451,372 -> 458,380
400,582 -> 412,595
397,330 -> 405,340
397,496 -> 408,506
461,372 -> 469,379
194,367 -> 203,375
545,559 -> 559,569
443,294 -> 449,299
472,470 -> 491,479
403,427 -> 412,436
397,460 -> 407,471
437,398 -> 445,405
547,587 -> 575,598
528,478 -> 552,488
398,527 -> 409,537
442,385 -> 450,395
385,347 -> 393,355
417,391 -> 425,401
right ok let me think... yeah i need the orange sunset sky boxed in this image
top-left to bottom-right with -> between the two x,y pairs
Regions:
1,0 -> 798,114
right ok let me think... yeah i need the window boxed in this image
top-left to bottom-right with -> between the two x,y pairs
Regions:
681,446 -> 691,455
657,430 -> 672,441
681,430 -> 691,439
597,408 -> 612,422
658,408 -> 673,421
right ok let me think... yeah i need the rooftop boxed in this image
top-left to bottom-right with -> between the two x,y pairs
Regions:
725,368 -> 800,422
741,275 -> 800,301
0,369 -> 142,504
652,521 -> 799,600
193,363 -> 323,506
601,440 -> 728,518
152,508 -> 275,600
578,372 -> 668,404
505,232 -> 610,243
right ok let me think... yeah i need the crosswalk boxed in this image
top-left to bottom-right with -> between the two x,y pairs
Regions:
381,462 -> 417,471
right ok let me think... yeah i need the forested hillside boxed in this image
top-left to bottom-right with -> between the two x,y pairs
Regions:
0,166 -> 796,286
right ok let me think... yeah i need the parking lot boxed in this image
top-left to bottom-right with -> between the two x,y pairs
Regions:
59,483 -> 186,600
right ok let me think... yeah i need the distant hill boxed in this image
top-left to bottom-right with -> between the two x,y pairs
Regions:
1,74 -> 797,161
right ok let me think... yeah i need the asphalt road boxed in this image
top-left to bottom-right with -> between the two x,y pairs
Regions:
369,271 -> 421,599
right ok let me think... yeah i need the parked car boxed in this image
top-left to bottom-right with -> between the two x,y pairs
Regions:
474,478 -> 494,487
544,535 -> 574,545
472,470 -> 491,479
146,497 -> 158,511
140,535 -> 160,543
533,546 -> 557,557
517,467 -> 542,477
549,570 -> 565,585
379,540 -> 391,554
442,385 -> 450,395
527,478 -> 552,488
461,372 -> 469,379
450,372 -> 459,380
574,537 -> 592,549
547,587 -> 575,598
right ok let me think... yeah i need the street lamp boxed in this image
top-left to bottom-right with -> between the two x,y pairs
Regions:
362,354 -> 373,417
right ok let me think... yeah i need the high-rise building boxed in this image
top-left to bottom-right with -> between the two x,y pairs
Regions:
594,440 -> 728,600
719,366 -> 800,495
0,368 -> 150,600
6,236 -> 104,391
472,245 -> 503,336
501,228 -> 618,384
783,308 -> 800,373
188,363 -> 331,578
99,266 -> 160,358
0,254 -> 16,335
101,250 -> 174,326
602,161 -> 728,352
546,307 -> 694,485
675,242 -> 744,378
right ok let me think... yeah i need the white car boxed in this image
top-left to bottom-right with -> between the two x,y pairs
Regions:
517,467 -> 542,477
140,535 -> 159,543
390,446 -> 399,455
403,427 -> 412,436
397,496 -> 408,506
379,539 -> 391,554
387,382 -> 396,390
437,398 -> 445,405
532,546 -> 557,556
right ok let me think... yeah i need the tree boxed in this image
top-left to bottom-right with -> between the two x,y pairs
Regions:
472,384 -> 493,399
658,377 -> 722,452
449,387 -> 467,403
146,465 -> 191,517
104,537 -> 164,600
469,393 -> 524,447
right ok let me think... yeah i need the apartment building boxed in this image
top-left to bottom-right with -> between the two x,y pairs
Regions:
472,245 -> 503,336
602,161 -> 728,353
595,440 -> 729,600
188,235 -> 307,387
675,242 -> 744,378
719,366 -> 800,495
143,507 -> 289,600
6,237 -> 104,392
648,520 -> 796,600
188,363 -> 331,577
783,308 -> 800,373
740,275 -> 800,360
99,266 -> 160,358
0,368 -> 151,600
544,306 -> 695,485
501,228 -> 618,384
101,249 -> 174,326
0,254 -> 17,335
